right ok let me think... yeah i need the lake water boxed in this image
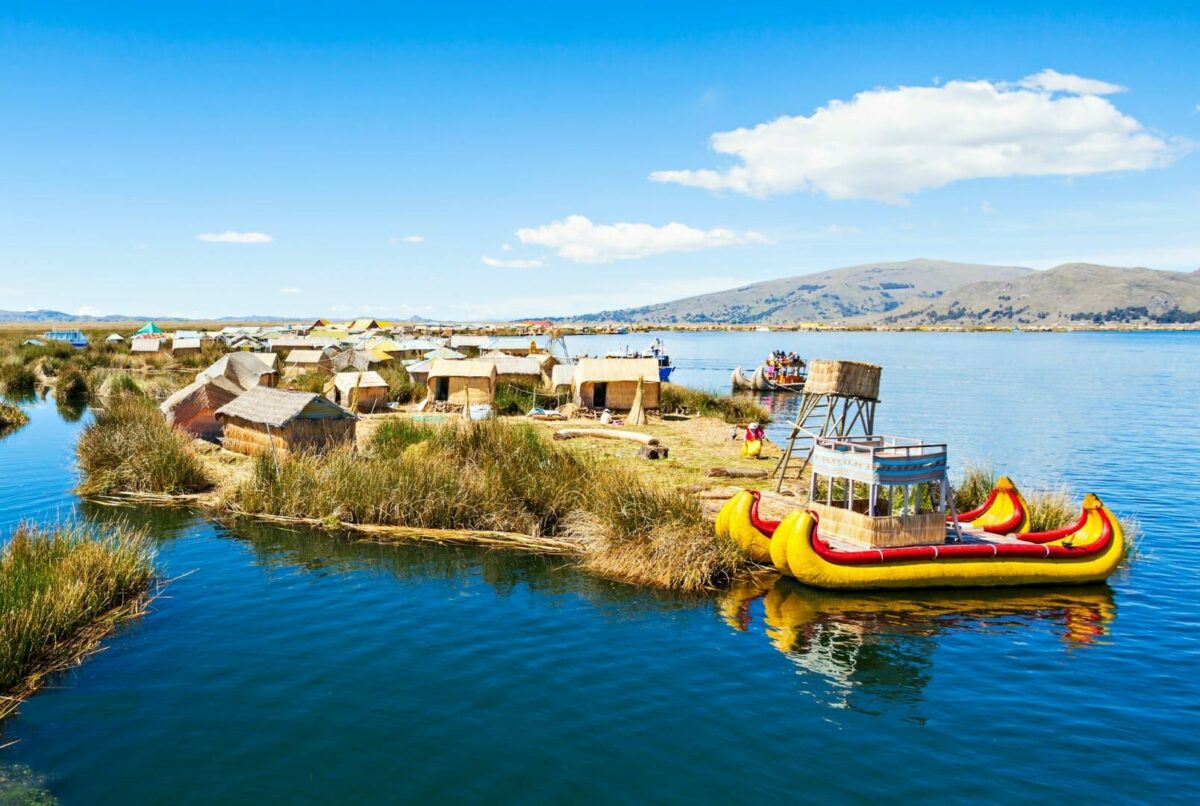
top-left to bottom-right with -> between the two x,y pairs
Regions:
2,332 -> 1199,803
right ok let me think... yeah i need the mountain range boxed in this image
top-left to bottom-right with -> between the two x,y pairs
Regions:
567,259 -> 1200,326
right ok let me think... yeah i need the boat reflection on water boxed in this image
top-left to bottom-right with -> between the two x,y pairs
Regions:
719,576 -> 1116,709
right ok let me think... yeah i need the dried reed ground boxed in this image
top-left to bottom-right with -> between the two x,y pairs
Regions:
1,522 -> 155,719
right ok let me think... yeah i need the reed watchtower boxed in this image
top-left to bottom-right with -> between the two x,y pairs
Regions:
772,359 -> 881,491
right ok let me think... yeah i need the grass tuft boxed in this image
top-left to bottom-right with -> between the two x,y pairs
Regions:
953,463 -> 997,512
660,384 -> 770,424
1,521 -> 154,717
376,364 -> 423,404
0,402 -> 28,432
76,396 -> 210,495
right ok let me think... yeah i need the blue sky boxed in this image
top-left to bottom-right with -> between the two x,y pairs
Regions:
1,2 -> 1198,320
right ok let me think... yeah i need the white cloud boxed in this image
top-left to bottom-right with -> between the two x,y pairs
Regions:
981,201 -> 996,215
516,214 -> 768,264
500,242 -> 513,251
1018,69 -> 1125,96
196,231 -> 273,244
280,287 -> 301,295
76,305 -> 104,317
403,235 -> 424,243
481,255 -> 544,269
650,72 -> 1185,203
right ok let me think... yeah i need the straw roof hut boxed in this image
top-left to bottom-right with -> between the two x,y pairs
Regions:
269,336 -> 339,358
160,376 -> 242,440
549,363 -> 576,392
427,359 -> 496,407
572,358 -> 660,411
197,352 -> 279,390
171,337 -> 202,355
405,359 -> 433,386
227,335 -> 266,352
478,354 -> 554,390
424,346 -> 465,361
448,334 -> 490,355
324,370 -> 389,412
390,338 -> 443,361
215,387 -> 356,457
483,336 -> 544,356
131,337 -> 164,353
284,349 -> 333,377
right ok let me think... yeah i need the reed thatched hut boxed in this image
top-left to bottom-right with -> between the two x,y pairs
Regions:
572,358 -> 660,411
324,370 -> 389,412
215,387 -> 356,457
131,337 -> 164,354
171,337 -> 202,356
479,354 -> 554,390
197,352 -> 279,390
160,376 -> 242,439
284,349 -> 333,377
426,359 -> 496,406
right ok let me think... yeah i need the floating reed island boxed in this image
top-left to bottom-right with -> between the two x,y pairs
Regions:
1,522 -> 155,720
7,320 -> 1130,592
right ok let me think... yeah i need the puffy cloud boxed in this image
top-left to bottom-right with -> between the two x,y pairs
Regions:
481,255 -> 544,269
403,235 -> 424,243
196,231 -> 273,243
280,287 -> 301,295
76,305 -> 104,317
516,214 -> 767,264
650,72 -> 1184,203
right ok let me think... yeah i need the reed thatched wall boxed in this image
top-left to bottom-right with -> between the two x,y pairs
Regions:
810,503 -> 944,548
577,380 -> 659,411
429,376 -> 494,406
221,416 -> 355,457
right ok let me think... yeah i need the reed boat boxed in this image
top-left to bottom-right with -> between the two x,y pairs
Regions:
716,483 -> 1125,589
730,365 -> 805,393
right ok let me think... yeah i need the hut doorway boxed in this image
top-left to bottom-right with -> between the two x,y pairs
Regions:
435,377 -> 450,402
593,382 -> 608,409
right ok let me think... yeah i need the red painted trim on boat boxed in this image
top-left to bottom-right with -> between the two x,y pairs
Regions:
811,508 -> 1113,565
1018,508 -> 1089,544
978,490 -> 1027,534
748,491 -> 780,537
956,488 -> 999,522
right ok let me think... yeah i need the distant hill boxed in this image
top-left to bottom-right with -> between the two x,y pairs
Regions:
0,310 -> 300,324
874,263 -> 1200,326
567,259 -> 1032,324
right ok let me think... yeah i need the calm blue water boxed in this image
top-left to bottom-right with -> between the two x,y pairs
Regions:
2,332 -> 1199,803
